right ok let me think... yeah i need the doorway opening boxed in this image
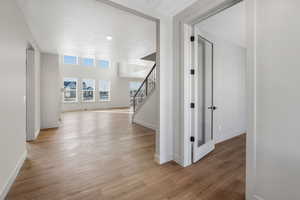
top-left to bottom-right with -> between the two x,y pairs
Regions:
173,1 -> 247,197
191,1 -> 247,163
177,0 -> 247,166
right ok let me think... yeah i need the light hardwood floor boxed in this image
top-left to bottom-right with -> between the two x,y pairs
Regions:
7,109 -> 245,200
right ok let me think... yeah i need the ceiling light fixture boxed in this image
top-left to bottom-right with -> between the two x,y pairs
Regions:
106,36 -> 113,41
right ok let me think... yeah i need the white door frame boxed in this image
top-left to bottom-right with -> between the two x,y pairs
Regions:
91,0 -> 173,164
175,0 -> 245,167
173,0 -> 256,198
26,45 -> 36,141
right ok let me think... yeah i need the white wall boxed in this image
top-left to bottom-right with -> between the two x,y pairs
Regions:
196,29 -> 247,144
196,1 -> 246,48
133,89 -> 158,130
248,0 -> 300,199
0,0 -> 39,198
40,53 -> 61,129
118,61 -> 153,79
62,60 -> 143,111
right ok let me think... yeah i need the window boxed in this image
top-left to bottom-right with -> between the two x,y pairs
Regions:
98,60 -> 110,69
129,82 -> 142,105
63,55 -> 78,65
82,79 -> 95,102
63,78 -> 78,102
99,80 -> 110,101
82,58 -> 94,66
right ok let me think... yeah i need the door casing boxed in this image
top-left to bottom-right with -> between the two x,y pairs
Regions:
173,0 -> 255,199
26,46 -> 36,141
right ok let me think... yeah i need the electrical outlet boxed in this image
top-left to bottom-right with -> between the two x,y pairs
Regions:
218,125 -> 222,131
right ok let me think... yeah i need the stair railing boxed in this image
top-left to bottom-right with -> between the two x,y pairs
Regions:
133,64 -> 156,112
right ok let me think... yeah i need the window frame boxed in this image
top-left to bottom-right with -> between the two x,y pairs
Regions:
81,57 -> 95,67
99,80 -> 111,102
63,55 -> 78,65
97,59 -> 110,69
63,78 -> 78,103
81,79 -> 96,102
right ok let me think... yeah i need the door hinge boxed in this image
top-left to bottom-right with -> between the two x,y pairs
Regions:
190,36 -> 195,42
190,103 -> 195,108
190,136 -> 195,142
190,69 -> 195,75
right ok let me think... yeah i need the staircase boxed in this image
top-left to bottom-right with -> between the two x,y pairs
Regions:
133,63 -> 157,113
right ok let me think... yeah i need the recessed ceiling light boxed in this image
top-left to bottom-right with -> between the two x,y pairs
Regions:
106,36 -> 113,41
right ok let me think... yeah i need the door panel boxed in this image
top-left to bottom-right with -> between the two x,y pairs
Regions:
193,33 -> 215,163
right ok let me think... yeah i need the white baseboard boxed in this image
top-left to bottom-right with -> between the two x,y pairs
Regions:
154,153 -> 173,165
34,129 -> 40,139
253,195 -> 264,200
41,121 -> 60,130
160,154 -> 173,165
62,106 -> 130,113
0,151 -> 27,200
174,154 -> 183,166
216,131 -> 246,144
133,119 -> 157,130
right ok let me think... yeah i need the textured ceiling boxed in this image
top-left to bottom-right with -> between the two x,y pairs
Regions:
17,0 -> 156,61
196,2 -> 246,47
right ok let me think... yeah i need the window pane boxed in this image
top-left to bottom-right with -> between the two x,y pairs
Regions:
129,82 -> 142,96
100,91 -> 109,101
98,60 -> 109,68
99,80 -> 110,101
63,78 -> 77,102
82,58 -> 94,66
82,79 -> 95,102
83,91 -> 94,101
99,80 -> 110,91
64,78 -> 77,89
64,55 -> 77,65
82,79 -> 95,91
64,90 -> 76,99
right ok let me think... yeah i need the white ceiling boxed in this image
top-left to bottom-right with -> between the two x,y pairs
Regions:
109,0 -> 198,16
196,2 -> 246,47
17,0 -> 156,61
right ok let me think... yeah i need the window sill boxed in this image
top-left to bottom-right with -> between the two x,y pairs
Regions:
63,101 -> 79,104
82,101 -> 96,103
63,101 -> 111,104
99,100 -> 111,102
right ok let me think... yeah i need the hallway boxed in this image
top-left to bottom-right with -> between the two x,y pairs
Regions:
7,109 -> 245,200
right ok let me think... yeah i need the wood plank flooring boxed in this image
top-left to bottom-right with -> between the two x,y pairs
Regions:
7,109 -> 245,200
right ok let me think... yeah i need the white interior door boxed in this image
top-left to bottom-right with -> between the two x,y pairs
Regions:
192,31 -> 215,163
